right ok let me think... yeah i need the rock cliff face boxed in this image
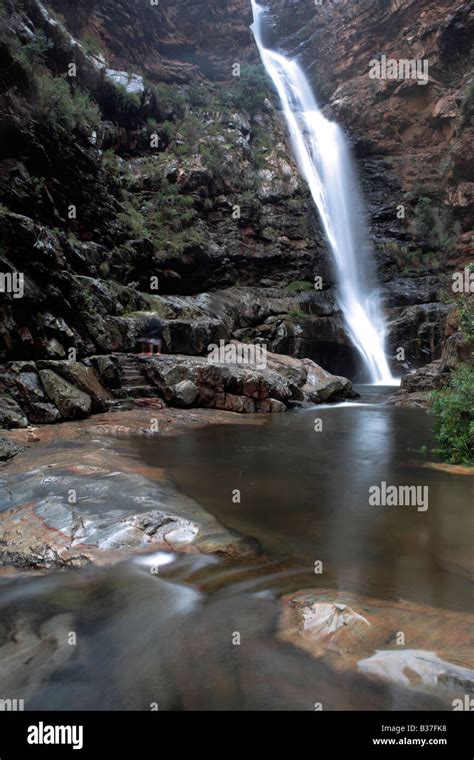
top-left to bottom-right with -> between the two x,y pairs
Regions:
265,0 -> 473,361
48,0 -> 253,82
0,0 -> 472,426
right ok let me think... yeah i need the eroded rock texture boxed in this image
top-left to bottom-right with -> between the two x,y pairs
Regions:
0,0 -> 472,419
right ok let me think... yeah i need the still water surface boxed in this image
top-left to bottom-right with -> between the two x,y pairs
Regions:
1,391 -> 472,710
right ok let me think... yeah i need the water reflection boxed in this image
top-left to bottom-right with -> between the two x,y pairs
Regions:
136,404 -> 473,611
0,401 -> 471,711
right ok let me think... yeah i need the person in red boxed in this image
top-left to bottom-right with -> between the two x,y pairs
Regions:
136,315 -> 162,356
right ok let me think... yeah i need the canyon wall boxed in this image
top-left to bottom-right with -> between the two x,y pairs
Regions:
0,0 -> 472,424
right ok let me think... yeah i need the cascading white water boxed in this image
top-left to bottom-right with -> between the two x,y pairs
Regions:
251,1 -> 397,385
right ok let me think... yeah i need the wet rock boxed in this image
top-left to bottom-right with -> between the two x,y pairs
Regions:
302,359 -> 356,402
0,345 -> 357,428
0,417 -> 262,570
38,369 -> 92,419
358,650 -> 474,692
173,380 -> 199,407
0,437 -> 21,462
0,367 -> 59,424
255,398 -> 286,413
37,360 -> 111,412
27,402 -> 62,424
387,303 -> 451,369
126,510 -> 198,546
389,360 -> 449,406
143,345 -> 356,411
0,393 -> 28,429
389,305 -> 474,405
279,588 -> 474,701
44,338 -> 66,358
91,355 -> 123,390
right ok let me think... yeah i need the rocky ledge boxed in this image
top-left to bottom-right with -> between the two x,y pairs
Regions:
0,406 -> 265,573
389,305 -> 473,406
0,344 -> 357,429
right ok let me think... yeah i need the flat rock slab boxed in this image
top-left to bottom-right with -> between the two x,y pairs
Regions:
279,588 -> 474,703
0,408 -> 262,572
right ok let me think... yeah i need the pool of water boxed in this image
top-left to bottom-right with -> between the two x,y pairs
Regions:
136,394 -> 473,612
0,394 -> 472,710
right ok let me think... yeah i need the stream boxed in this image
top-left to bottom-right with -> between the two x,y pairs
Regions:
0,389 -> 472,710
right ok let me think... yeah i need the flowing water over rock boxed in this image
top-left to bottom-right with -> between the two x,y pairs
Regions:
251,1 -> 396,384
0,394 -> 472,710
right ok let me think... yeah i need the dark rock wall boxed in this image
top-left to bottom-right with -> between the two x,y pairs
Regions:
0,0 -> 471,393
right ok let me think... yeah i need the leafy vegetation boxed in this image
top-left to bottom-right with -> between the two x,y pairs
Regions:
186,82 -> 213,109
118,181 -> 207,255
383,242 -> 441,273
227,63 -> 270,113
430,365 -> 474,465
414,196 -> 433,238
15,30 -> 52,67
287,309 -> 311,320
429,263 -> 474,466
458,290 -> 474,342
81,31 -> 103,57
34,74 -> 101,133
199,144 -> 224,177
99,78 -> 142,124
286,280 -> 314,294
413,195 -> 458,250
153,83 -> 187,118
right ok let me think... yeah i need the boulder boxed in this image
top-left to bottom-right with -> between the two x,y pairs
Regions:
173,380 -> 199,407
38,370 -> 92,420
0,394 -> 28,429
37,361 -> 111,412
0,437 -> 21,461
302,358 -> 356,402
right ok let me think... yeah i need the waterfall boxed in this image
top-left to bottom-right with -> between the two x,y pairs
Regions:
251,1 -> 397,385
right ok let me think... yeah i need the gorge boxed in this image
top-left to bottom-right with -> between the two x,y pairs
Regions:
0,0 -> 472,719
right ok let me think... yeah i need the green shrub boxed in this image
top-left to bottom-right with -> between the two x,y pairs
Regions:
236,189 -> 259,208
287,309 -> 311,320
153,83 -> 186,118
34,74 -> 100,132
430,365 -> 474,465
186,82 -> 212,108
458,290 -> 474,342
106,80 -> 142,115
286,280 -> 314,294
414,196 -> 433,238
118,200 -> 149,239
199,144 -> 223,177
118,182 -> 203,253
81,31 -> 102,56
228,63 -> 270,114
16,30 -> 52,66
